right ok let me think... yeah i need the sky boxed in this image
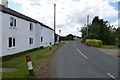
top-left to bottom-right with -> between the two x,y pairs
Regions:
0,0 -> 119,36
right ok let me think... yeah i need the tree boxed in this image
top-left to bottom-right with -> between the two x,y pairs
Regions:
92,16 -> 99,24
66,34 -> 74,40
81,16 -> 117,45
81,27 -> 87,38
60,34 -> 74,41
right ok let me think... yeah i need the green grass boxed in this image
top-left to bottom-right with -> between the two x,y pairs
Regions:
2,42 -> 64,78
0,72 -> 2,79
100,45 -> 118,49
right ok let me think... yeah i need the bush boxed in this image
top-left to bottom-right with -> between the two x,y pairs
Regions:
85,39 -> 102,47
82,33 -> 99,43
86,33 -> 99,39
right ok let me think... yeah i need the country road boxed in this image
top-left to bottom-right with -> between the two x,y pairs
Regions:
54,40 -> 119,79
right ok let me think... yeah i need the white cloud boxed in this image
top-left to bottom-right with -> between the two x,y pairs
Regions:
1,0 -> 118,36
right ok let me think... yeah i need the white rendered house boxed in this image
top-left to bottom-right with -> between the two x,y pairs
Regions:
0,5 -> 55,56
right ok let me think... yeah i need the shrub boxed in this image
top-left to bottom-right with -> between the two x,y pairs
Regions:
85,39 -> 102,47
82,33 -> 99,43
86,33 -> 99,39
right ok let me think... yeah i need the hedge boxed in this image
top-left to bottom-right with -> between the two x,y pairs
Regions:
85,39 -> 102,47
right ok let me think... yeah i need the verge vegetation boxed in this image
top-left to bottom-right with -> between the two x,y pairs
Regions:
2,42 -> 64,78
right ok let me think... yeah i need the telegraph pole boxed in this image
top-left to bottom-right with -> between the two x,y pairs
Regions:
87,15 -> 89,36
54,4 -> 56,44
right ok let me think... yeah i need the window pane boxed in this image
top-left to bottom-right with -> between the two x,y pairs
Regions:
10,17 -> 13,26
31,24 -> 33,30
9,37 -> 12,47
41,37 -> 43,42
30,23 -> 32,30
13,38 -> 15,46
31,38 -> 33,44
29,38 -> 31,44
30,24 -> 31,30
30,23 -> 33,30
29,38 -> 33,44
14,19 -> 16,27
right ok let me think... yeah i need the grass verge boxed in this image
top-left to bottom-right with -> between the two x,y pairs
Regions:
100,45 -> 118,49
2,42 -> 64,78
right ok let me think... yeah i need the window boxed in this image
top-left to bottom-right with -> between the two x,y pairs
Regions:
29,38 -> 33,44
10,17 -> 16,27
41,37 -> 43,42
9,37 -> 16,48
9,37 -> 12,47
30,23 -> 33,30
10,17 -> 13,26
14,19 -> 16,26
13,38 -> 15,47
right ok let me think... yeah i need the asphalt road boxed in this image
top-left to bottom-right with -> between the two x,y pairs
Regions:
55,40 -> 119,79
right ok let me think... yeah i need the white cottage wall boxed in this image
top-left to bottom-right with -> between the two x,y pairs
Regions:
35,23 -> 40,48
0,6 -> 54,56
2,13 -> 37,56
40,26 -> 54,47
0,12 -> 2,56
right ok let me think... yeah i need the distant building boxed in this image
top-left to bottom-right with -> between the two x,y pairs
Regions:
0,5 -> 54,56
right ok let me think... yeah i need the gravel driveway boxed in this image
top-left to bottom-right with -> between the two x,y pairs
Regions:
95,48 -> 119,58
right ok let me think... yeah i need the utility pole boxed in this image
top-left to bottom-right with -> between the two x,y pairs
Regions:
87,15 -> 89,36
54,4 -> 56,44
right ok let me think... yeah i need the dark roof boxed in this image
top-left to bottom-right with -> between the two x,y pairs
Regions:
39,22 -> 55,31
0,5 -> 54,31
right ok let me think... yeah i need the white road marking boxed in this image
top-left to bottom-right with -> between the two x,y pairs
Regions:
107,73 -> 117,80
76,48 -> 88,59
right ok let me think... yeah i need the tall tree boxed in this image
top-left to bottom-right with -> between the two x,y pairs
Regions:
81,16 -> 114,45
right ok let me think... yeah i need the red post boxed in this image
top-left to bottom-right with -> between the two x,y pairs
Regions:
26,55 -> 33,75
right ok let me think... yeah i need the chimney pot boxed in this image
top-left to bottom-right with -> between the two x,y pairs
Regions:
2,0 -> 8,7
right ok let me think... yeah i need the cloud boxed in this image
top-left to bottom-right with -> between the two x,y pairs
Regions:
2,0 -> 118,36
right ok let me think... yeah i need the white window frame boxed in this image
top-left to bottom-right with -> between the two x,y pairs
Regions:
29,38 -> 34,45
10,17 -> 17,28
8,37 -> 16,49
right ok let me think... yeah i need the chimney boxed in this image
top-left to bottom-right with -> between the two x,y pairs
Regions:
1,0 -> 8,7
